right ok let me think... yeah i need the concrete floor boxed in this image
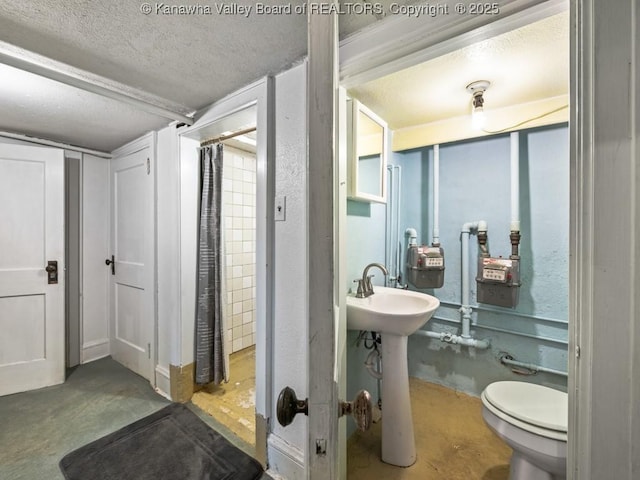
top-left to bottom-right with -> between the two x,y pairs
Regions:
0,358 -> 170,480
2,352 -> 510,479
192,345 -> 257,446
188,344 -> 513,479
0,357 -> 267,480
348,379 -> 512,479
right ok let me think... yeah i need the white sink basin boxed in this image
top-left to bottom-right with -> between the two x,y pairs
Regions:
346,286 -> 440,336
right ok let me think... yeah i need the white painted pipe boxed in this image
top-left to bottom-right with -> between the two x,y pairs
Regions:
460,306 -> 473,338
461,221 -> 478,233
414,329 -> 490,349
461,221 -> 486,340
432,144 -> 440,245
461,229 -> 470,337
385,165 -> 394,285
510,132 -> 520,232
404,227 -> 418,285
410,221 -> 490,348
405,228 -> 418,245
396,166 -> 403,275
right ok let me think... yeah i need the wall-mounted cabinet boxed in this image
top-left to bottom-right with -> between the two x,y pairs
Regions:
347,99 -> 389,203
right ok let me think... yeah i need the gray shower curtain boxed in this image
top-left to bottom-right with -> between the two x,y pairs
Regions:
195,143 -> 226,385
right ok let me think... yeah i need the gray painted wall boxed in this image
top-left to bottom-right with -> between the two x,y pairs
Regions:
346,124 -> 569,432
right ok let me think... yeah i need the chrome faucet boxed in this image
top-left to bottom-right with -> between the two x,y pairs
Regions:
354,263 -> 389,298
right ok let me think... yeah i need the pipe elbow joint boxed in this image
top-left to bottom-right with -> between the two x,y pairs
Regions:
461,222 -> 474,233
405,228 -> 418,245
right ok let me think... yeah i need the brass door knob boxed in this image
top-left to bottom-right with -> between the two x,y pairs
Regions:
276,386 -> 308,427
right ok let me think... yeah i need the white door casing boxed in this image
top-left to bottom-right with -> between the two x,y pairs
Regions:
0,143 -> 65,396
335,86 -> 349,479
308,7 -> 340,479
109,138 -> 154,381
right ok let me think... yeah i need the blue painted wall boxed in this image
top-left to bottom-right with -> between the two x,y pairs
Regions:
346,124 -> 569,428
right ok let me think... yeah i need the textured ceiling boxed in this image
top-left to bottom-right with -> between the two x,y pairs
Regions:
0,0 -> 306,109
0,63 -> 169,152
348,11 -> 569,130
0,2 -> 565,152
0,0 -> 410,151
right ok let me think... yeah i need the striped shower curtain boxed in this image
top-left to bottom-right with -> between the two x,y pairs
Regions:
195,143 -> 226,385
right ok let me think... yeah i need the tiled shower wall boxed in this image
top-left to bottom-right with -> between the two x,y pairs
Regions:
222,145 -> 256,353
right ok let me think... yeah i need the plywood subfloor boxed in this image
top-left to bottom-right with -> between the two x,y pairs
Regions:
191,346 -> 256,446
347,378 -> 512,480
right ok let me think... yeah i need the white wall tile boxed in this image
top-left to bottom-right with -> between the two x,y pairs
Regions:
222,145 -> 257,353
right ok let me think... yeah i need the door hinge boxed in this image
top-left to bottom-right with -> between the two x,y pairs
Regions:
148,343 -> 151,359
315,438 -> 327,456
575,345 -> 581,359
146,158 -> 150,175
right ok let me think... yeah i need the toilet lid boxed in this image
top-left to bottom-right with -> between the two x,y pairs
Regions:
483,381 -> 567,432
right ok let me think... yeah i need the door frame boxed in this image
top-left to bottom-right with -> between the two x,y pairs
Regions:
178,77 -> 275,465
307,7 -> 341,479
323,0 -> 583,477
109,132 -> 157,383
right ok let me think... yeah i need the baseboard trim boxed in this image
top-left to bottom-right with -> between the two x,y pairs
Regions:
267,434 -> 305,480
155,365 -> 171,400
169,362 -> 195,402
81,339 -> 110,364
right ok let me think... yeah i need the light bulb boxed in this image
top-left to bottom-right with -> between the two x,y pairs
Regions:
466,80 -> 490,131
472,106 -> 486,130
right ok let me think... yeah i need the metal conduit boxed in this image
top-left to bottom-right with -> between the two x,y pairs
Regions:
499,353 -> 568,377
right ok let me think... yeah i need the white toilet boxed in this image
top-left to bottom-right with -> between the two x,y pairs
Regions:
481,381 -> 567,480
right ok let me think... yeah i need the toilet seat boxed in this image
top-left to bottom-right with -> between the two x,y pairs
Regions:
482,381 -> 568,441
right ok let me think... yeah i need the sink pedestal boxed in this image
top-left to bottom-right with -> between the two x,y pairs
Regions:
346,286 -> 440,467
380,333 -> 416,467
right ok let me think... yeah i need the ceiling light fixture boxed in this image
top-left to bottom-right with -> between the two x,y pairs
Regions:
466,80 -> 491,130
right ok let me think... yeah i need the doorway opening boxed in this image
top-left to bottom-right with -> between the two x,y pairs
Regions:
192,123 -> 259,447
179,99 -> 268,451
339,5 -> 570,478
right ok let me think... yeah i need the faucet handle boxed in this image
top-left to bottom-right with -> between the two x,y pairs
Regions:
353,279 -> 365,298
365,275 -> 375,294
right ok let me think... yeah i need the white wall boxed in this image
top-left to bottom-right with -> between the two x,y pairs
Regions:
153,64 -> 308,477
80,154 -> 110,362
179,136 -> 200,366
155,125 -> 182,394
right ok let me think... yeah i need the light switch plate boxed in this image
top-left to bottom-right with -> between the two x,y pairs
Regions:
275,196 -> 286,221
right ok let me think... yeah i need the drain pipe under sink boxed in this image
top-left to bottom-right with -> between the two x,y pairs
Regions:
364,348 -> 383,379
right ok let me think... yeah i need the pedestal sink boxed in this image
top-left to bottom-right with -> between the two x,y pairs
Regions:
346,287 -> 440,467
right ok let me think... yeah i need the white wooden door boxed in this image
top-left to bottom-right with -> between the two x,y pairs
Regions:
110,146 -> 153,380
0,143 -> 65,396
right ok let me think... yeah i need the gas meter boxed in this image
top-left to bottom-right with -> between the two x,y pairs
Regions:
406,245 -> 445,289
476,257 -> 520,308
